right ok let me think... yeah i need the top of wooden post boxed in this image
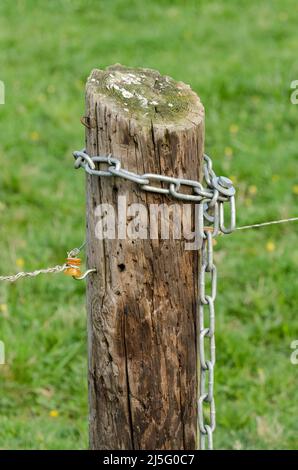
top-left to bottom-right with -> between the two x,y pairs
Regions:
86,64 -> 204,130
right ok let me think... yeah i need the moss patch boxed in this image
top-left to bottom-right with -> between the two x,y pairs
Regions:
88,65 -> 197,124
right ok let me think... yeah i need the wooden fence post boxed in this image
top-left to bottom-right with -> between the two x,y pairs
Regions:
85,65 -> 205,450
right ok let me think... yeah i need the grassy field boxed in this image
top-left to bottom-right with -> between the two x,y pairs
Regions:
0,0 -> 297,450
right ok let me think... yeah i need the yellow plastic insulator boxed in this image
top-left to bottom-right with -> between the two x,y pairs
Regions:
64,257 -> 82,278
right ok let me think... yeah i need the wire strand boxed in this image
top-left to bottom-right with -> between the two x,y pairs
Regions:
236,217 -> 298,231
0,264 -> 67,282
0,217 -> 297,281
0,241 -> 86,282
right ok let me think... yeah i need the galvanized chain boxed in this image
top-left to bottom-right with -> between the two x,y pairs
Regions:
73,148 -> 236,450
73,149 -> 236,213
197,228 -> 216,450
196,156 -> 236,450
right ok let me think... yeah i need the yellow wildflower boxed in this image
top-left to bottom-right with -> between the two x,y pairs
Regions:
248,185 -> 258,195
16,258 -> 25,268
49,410 -> 59,418
266,241 -> 276,253
229,124 -> 239,134
228,175 -> 237,184
0,304 -> 8,314
224,146 -> 233,158
30,131 -> 40,142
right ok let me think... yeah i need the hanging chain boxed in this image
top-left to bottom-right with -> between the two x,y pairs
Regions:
196,155 -> 236,450
197,229 -> 216,450
74,149 -> 236,450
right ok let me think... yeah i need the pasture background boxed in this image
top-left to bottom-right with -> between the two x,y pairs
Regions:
0,0 -> 297,449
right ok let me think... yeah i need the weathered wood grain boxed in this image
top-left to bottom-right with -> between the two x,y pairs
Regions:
85,65 -> 204,450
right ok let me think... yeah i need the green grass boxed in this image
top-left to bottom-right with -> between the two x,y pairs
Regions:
0,0 -> 297,450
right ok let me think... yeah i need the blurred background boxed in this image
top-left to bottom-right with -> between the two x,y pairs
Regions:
0,0 -> 297,449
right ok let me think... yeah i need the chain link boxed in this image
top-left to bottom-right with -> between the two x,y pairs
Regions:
197,229 -> 217,449
196,159 -> 237,449
73,149 -> 236,207
73,148 -> 236,450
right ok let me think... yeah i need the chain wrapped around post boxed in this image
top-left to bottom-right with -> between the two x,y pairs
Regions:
73,149 -> 236,450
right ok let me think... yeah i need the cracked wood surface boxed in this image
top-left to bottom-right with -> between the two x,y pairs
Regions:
86,65 -> 204,450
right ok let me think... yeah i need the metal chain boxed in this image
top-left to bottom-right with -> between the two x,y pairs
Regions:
197,156 -> 229,450
197,229 -> 216,449
74,149 -> 236,450
73,149 -> 236,210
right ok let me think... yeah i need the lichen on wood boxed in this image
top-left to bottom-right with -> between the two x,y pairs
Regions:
87,64 -> 201,124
